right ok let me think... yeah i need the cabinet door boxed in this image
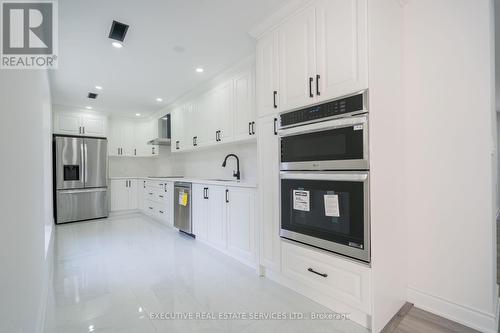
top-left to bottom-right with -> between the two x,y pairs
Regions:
258,116 -> 281,270
120,120 -> 136,156
183,102 -> 197,149
138,180 -> 147,212
54,112 -> 82,135
192,184 -> 209,240
226,187 -> 256,264
214,81 -> 234,143
207,185 -> 227,250
170,108 -> 183,152
233,69 -> 256,141
81,115 -> 106,137
316,0 -> 368,102
256,31 -> 279,117
108,118 -> 122,157
127,179 -> 138,210
110,179 -> 129,211
278,6 -> 317,112
134,121 -> 151,156
202,89 -> 219,146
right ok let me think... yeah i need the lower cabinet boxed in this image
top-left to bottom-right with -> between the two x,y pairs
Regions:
110,179 -> 137,211
111,178 -> 173,226
192,184 -> 257,267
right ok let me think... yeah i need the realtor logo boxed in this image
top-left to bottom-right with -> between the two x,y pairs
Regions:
1,1 -> 58,69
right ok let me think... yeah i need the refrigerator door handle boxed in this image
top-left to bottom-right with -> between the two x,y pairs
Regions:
81,141 -> 85,185
84,142 -> 88,185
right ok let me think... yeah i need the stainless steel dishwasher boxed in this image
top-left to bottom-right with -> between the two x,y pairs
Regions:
174,182 -> 193,235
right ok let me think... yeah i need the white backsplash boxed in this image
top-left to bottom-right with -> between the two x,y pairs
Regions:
109,142 -> 258,183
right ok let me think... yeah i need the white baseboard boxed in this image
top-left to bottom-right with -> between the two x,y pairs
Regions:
407,287 -> 498,333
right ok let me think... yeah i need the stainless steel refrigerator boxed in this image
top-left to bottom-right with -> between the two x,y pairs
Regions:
54,136 -> 108,224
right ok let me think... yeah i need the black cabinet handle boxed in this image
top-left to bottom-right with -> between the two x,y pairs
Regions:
273,91 -> 277,109
225,189 -> 229,203
152,147 -> 155,155
159,195 -> 164,198
143,181 -> 146,189
316,74 -> 320,96
159,210 -> 164,214
273,118 -> 278,135
251,121 -> 255,135
309,77 -> 314,98
134,148 -> 136,156
248,122 -> 252,135
149,207 -> 153,210
176,141 -> 179,150
307,268 -> 328,278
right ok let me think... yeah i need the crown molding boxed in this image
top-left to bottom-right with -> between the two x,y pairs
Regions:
248,0 -> 312,39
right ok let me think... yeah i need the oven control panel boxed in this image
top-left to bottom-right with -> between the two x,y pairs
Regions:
280,92 -> 366,127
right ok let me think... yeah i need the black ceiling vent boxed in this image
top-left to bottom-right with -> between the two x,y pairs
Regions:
109,20 -> 129,42
88,92 -> 98,99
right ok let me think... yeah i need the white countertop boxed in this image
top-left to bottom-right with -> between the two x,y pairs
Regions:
109,176 -> 258,188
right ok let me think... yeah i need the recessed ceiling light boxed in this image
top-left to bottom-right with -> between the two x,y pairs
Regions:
86,106 -> 92,110
112,41 -> 123,48
95,85 -> 103,90
135,113 -> 141,117
195,67 -> 204,73
156,98 -> 163,102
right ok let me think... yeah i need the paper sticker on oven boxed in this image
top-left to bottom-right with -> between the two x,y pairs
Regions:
353,125 -> 363,131
324,194 -> 340,217
293,190 -> 310,212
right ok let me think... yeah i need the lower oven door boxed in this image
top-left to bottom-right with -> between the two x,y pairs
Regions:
280,171 -> 370,262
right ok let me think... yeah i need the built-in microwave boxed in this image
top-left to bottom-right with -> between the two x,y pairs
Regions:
280,171 -> 370,262
279,92 -> 368,171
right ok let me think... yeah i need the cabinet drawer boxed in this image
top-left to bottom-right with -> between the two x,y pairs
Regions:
281,241 -> 371,314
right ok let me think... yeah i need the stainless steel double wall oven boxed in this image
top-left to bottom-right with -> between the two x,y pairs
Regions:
278,91 -> 370,262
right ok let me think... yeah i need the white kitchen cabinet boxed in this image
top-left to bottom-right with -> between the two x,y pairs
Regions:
256,31 -> 280,117
135,120 -> 158,157
192,183 -> 257,267
53,111 -> 107,137
206,185 -> 227,250
109,117 -> 158,157
192,184 -> 209,240
278,6 -> 317,112
315,0 -> 368,102
171,107 -> 183,151
258,116 -> 281,271
226,187 -> 256,264
257,0 -> 368,114
110,179 -> 137,211
233,68 -> 256,140
212,81 -> 234,143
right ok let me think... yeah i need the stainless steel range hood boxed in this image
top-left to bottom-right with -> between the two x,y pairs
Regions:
148,114 -> 171,146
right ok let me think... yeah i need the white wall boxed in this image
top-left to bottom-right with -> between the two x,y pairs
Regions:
368,0 -> 406,331
0,70 -> 53,333
109,142 -> 258,183
403,1 -> 497,332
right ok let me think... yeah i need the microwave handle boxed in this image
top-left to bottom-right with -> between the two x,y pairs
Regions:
278,115 -> 367,138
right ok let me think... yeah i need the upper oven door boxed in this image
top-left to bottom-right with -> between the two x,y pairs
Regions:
279,115 -> 368,171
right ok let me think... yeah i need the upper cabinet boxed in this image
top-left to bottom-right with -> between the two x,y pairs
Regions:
256,0 -> 368,115
256,32 -> 279,117
53,110 -> 107,137
171,62 -> 256,153
108,117 -> 158,157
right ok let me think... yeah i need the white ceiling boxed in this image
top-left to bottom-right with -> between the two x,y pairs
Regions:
49,0 -> 289,117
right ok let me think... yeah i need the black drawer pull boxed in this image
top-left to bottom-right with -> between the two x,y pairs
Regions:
148,207 -> 153,210
159,210 -> 164,214
159,195 -> 164,198
307,268 -> 328,278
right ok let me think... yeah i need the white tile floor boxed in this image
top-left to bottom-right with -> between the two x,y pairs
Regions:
44,214 -> 369,333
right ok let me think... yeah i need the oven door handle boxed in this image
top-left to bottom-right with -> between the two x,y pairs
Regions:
278,115 -> 367,138
280,171 -> 368,182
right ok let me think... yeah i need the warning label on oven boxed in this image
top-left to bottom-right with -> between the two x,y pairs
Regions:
324,194 -> 340,217
293,190 -> 310,212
